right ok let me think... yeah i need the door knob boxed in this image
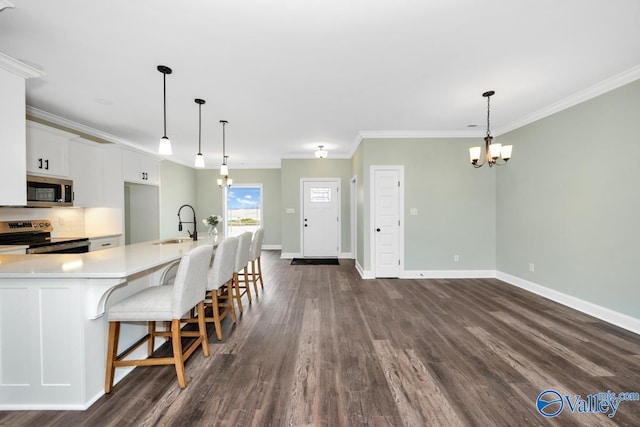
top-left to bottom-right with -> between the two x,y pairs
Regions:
304,224 -> 308,227
376,228 -> 381,232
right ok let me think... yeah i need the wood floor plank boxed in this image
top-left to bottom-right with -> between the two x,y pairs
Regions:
2,252 -> 639,426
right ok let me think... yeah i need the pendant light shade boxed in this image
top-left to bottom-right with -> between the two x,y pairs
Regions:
218,120 -> 232,188
194,98 -> 206,168
157,65 -> 173,155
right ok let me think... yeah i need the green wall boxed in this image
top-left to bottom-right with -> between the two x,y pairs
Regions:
280,159 -> 353,255
357,138 -> 496,272
159,160 -> 197,239
195,168 -> 281,247
496,79 -> 640,319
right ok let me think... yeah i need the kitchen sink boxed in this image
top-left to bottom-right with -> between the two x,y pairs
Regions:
152,238 -> 192,245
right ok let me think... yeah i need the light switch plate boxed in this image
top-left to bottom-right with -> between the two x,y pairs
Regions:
410,208 -> 418,216
286,208 -> 295,214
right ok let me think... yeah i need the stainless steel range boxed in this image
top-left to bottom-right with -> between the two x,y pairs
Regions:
0,220 -> 90,254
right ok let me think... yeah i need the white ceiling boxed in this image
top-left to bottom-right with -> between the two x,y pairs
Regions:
1,0 -> 639,168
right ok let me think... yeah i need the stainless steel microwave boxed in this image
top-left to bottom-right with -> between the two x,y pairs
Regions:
26,175 -> 73,207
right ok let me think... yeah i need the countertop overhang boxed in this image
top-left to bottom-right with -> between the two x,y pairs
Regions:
0,236 -> 220,279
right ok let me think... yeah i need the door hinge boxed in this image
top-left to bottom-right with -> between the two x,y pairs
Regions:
398,260 -> 400,265
398,181 -> 400,187
398,220 -> 400,226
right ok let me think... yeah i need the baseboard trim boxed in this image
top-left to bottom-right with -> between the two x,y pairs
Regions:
280,252 -> 301,259
402,270 -> 496,279
496,271 -> 640,336
355,261 -> 374,279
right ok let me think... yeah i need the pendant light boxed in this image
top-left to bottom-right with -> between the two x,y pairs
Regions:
469,90 -> 512,167
217,120 -> 233,188
157,65 -> 173,155
194,98 -> 205,168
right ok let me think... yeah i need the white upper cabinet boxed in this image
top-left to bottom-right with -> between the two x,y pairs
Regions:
122,148 -> 160,185
0,54 -> 42,206
68,139 -> 124,208
68,137 -> 103,207
26,121 -> 72,177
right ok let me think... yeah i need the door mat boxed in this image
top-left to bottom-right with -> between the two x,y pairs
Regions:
290,258 -> 340,266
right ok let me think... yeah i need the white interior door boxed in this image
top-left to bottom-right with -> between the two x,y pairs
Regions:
302,180 -> 339,257
373,169 -> 400,277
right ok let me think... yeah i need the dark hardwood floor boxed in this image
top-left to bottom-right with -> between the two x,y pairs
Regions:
2,251 -> 639,426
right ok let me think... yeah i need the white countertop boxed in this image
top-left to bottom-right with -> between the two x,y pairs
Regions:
0,236 -> 220,279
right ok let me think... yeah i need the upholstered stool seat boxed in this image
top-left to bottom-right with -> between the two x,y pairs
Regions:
202,236 -> 238,340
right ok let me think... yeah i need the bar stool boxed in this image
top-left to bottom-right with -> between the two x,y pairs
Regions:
233,232 -> 253,312
104,245 -> 213,393
202,236 -> 238,340
248,227 -> 265,291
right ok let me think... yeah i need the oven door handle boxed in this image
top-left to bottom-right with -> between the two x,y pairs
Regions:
27,240 -> 90,254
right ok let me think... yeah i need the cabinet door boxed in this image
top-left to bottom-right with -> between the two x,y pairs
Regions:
139,154 -> 160,185
89,236 -> 120,252
26,122 -> 71,177
102,145 -> 124,208
68,138 -> 103,207
122,149 -> 160,185
0,67 -> 27,206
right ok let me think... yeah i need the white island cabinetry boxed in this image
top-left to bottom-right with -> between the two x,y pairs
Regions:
0,237 -> 218,410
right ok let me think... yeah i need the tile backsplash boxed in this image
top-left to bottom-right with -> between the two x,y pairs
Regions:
0,207 -> 122,237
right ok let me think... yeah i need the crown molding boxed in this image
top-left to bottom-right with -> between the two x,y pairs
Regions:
26,106 -> 143,148
0,51 -> 44,78
358,130 -> 481,139
495,64 -> 640,135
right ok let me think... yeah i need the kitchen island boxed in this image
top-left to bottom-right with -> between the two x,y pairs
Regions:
0,236 -> 220,410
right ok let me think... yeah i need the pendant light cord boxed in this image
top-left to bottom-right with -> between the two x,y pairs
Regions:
163,72 -> 167,138
198,102 -> 202,154
486,94 -> 491,138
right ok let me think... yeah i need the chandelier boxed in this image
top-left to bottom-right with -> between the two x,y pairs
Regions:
469,90 -> 512,167
217,120 -> 233,188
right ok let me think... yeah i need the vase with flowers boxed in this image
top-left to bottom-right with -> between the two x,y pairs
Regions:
203,215 -> 222,237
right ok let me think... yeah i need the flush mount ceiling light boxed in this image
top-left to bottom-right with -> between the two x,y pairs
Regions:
157,65 -> 173,155
194,98 -> 206,168
314,145 -> 328,159
469,90 -> 512,168
217,120 -> 233,188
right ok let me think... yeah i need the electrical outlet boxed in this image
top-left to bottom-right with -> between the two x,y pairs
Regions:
454,254 -> 460,262
529,263 -> 535,272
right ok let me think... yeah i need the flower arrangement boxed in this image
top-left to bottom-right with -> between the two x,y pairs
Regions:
203,215 -> 222,227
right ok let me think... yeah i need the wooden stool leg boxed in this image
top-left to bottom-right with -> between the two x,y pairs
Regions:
250,260 -> 260,296
211,291 -> 223,341
243,266 -> 252,302
171,319 -> 187,388
257,256 -> 264,288
148,321 -> 155,356
197,301 -> 210,357
233,272 -> 244,313
105,321 -> 120,393
228,279 -> 237,323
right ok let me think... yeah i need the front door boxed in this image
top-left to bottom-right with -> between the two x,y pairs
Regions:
302,179 -> 339,257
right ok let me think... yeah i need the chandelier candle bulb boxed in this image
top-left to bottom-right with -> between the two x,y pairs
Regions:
469,146 -> 481,162
489,143 -> 502,159
501,144 -> 513,160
